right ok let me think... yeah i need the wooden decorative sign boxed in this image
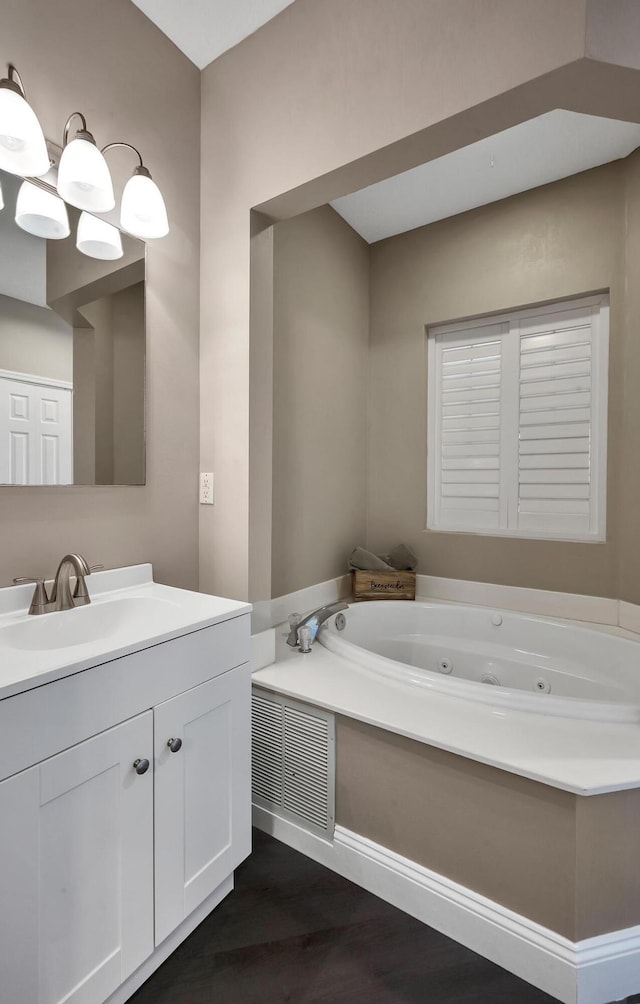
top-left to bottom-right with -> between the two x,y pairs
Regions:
351,570 -> 416,601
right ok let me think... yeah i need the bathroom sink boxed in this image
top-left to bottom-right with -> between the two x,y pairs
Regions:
0,563 -> 252,701
0,595 -> 182,651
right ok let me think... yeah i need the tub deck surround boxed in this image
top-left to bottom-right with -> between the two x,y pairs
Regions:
251,572 -> 640,637
253,626 -> 640,796
0,563 -> 251,700
253,618 -> 640,1003
251,582 -> 640,1003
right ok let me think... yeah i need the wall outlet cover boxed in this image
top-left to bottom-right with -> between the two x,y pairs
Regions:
200,472 -> 214,505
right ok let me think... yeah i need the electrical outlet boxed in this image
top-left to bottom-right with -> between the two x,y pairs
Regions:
200,472 -> 214,505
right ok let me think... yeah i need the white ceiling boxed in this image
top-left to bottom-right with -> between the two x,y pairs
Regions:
130,0 -> 296,69
331,111 -> 640,244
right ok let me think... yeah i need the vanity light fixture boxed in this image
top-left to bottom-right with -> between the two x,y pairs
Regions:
15,179 -> 70,239
76,211 -> 123,260
57,112 -> 115,212
0,178 -> 4,211
0,64 -> 50,178
103,142 -> 169,239
0,62 -> 170,248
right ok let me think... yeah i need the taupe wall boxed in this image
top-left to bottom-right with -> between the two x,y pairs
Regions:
271,206 -> 369,597
0,294 -> 72,383
75,284 -> 145,486
269,159 -> 640,602
112,284 -> 145,486
248,223 -> 275,602
368,159 -> 631,598
201,0 -> 640,601
336,716 -> 640,940
82,297 -> 115,486
0,0 -> 200,589
6,2 -> 640,597
72,325 -> 95,486
619,153 -> 640,603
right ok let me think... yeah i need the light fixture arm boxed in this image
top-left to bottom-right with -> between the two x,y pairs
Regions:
3,64 -> 27,98
62,111 -> 91,147
102,142 -> 152,179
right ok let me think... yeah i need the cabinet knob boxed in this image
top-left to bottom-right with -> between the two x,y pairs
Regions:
133,758 -> 150,775
167,737 -> 182,753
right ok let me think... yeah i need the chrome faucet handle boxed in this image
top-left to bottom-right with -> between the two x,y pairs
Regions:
13,576 -> 50,616
298,625 -> 313,654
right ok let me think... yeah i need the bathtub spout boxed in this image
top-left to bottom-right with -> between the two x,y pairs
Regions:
287,602 -> 349,648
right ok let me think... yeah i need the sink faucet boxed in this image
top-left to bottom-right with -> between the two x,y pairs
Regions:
50,554 -> 93,611
14,554 -> 100,615
286,602 -> 349,649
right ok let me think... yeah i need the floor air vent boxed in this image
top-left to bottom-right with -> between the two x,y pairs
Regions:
252,688 -> 335,838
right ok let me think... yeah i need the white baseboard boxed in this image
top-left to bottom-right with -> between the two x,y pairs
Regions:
253,805 -> 640,1004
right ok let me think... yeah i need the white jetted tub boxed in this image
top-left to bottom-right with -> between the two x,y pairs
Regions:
319,600 -> 640,723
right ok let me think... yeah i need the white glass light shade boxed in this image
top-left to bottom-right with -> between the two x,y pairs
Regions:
0,178 -> 4,211
57,138 -> 115,212
120,172 -> 169,239
76,211 -> 123,260
0,86 -> 49,177
15,181 -> 70,239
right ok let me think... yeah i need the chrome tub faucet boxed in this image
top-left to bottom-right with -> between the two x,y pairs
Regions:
286,601 -> 349,650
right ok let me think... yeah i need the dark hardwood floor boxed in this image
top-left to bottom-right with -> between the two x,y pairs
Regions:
128,828 -> 567,1003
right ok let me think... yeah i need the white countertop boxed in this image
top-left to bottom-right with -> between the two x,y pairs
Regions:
253,626 -> 640,796
0,564 -> 251,701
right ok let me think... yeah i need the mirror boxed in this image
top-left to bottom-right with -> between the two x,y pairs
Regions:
0,168 -> 145,486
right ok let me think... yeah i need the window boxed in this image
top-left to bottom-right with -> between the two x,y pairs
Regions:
427,294 -> 609,542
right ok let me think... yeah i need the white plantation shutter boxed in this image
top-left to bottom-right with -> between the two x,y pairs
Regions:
427,294 -> 608,541
431,322 -> 506,531
516,304 -> 603,536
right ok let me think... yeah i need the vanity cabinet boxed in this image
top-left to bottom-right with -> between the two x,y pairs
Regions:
154,666 -> 250,945
0,611 -> 251,1004
0,712 -> 155,1004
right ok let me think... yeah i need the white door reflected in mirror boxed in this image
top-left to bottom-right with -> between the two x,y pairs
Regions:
0,371 -> 72,484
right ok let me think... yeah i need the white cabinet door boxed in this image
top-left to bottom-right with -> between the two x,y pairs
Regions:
154,664 -> 251,944
0,712 -> 154,1004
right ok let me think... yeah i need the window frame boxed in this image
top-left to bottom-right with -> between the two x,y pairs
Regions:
426,292 -> 609,543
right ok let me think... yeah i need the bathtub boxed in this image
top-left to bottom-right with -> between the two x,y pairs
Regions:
319,600 -> 640,723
